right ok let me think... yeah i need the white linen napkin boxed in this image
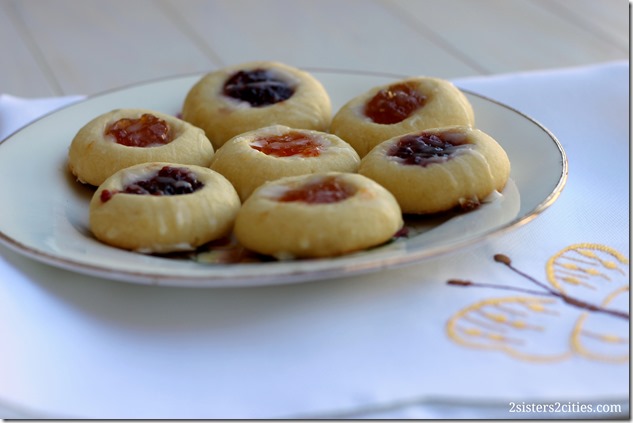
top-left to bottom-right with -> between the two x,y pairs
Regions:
0,61 -> 628,419
0,94 -> 84,141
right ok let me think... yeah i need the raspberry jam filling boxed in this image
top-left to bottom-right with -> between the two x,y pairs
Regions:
223,68 -> 295,107
100,166 -> 203,202
279,176 -> 356,204
389,130 -> 470,166
105,113 -> 172,147
250,131 -> 322,157
364,82 -> 426,124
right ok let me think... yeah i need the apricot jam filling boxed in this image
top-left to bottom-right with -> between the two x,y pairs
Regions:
223,68 -> 295,107
250,132 -> 322,157
364,82 -> 426,124
279,177 -> 356,204
105,113 -> 172,147
100,166 -> 203,202
389,130 -> 471,166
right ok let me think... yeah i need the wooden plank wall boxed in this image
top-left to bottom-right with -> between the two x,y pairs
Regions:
0,0 -> 628,97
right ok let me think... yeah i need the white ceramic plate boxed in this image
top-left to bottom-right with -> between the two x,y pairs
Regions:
0,70 -> 566,287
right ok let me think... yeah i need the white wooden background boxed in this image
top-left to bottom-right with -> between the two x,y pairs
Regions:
0,0 -> 628,98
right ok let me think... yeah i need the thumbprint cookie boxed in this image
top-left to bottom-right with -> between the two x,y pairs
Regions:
90,162 -> 240,253
182,61 -> 332,149
210,125 -> 360,201
68,109 -> 214,186
358,126 -> 510,214
330,76 -> 475,157
234,172 -> 403,259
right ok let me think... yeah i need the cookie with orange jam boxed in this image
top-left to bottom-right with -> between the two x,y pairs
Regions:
90,162 -> 240,253
358,126 -> 510,214
68,108 -> 214,186
234,172 -> 403,259
330,77 -> 474,157
182,61 -> 332,149
210,125 -> 360,201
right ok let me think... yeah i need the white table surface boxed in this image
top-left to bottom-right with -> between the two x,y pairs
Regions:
0,0 -> 627,97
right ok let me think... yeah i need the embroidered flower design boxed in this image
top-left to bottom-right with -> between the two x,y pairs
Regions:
446,244 -> 629,363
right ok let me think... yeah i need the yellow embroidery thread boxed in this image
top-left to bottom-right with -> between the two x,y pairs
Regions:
447,243 -> 628,364
446,296 -> 572,363
570,286 -> 629,364
546,243 -> 628,294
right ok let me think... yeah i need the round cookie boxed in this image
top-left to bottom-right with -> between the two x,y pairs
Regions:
182,61 -> 332,149
234,172 -> 403,259
90,162 -> 240,253
69,108 -> 214,186
210,125 -> 360,201
330,76 -> 475,157
358,126 -> 510,214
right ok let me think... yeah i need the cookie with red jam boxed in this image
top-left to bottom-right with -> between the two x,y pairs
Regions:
358,126 -> 510,214
210,125 -> 360,201
234,172 -> 403,259
182,61 -> 332,149
68,108 -> 214,186
330,77 -> 475,157
90,162 -> 240,253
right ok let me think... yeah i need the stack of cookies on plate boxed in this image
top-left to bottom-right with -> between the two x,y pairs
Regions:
67,60 -> 510,259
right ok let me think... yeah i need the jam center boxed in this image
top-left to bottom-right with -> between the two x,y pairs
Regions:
105,113 -> 172,147
251,132 -> 322,157
223,68 -> 295,107
100,166 -> 203,202
279,177 -> 356,204
389,130 -> 470,166
364,82 -> 426,125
